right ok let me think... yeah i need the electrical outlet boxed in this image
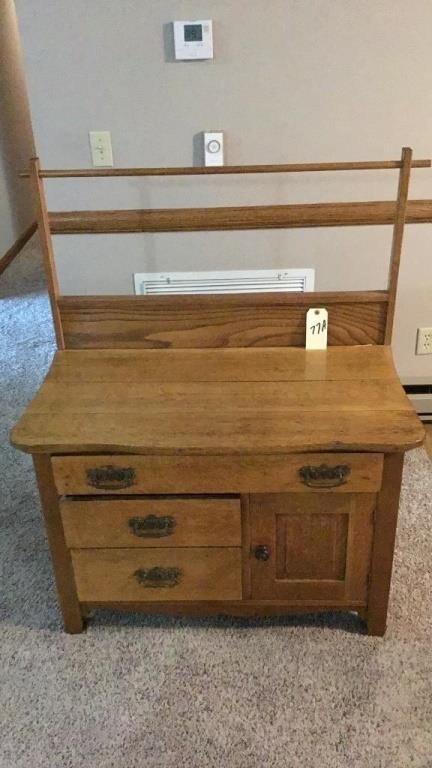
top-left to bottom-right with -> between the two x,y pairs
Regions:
89,131 -> 113,167
416,327 -> 432,355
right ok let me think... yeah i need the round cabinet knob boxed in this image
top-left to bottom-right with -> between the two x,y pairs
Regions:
254,544 -> 270,561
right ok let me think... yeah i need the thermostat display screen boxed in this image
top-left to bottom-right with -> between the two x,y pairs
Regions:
173,20 -> 213,60
184,24 -> 203,42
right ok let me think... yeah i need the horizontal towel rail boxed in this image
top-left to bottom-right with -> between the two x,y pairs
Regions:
21,158 -> 431,178
49,199 -> 432,234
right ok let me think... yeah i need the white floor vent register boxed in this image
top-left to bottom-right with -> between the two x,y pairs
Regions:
134,269 -> 315,296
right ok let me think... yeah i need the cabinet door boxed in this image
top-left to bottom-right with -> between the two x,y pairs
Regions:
249,493 -> 374,603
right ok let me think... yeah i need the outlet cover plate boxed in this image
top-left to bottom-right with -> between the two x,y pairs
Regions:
416,327 -> 432,355
89,130 -> 113,167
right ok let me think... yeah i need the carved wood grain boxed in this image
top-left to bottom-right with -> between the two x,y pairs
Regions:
58,291 -> 388,349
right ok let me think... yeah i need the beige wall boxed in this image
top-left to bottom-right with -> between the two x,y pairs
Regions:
0,0 -> 34,255
15,0 -> 432,380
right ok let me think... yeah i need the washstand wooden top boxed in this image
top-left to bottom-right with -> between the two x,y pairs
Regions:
11,346 -> 424,455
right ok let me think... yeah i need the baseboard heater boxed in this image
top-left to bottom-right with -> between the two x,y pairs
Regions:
404,384 -> 432,422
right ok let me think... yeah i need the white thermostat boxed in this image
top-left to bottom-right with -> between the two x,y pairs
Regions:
173,20 -> 213,60
204,131 -> 224,166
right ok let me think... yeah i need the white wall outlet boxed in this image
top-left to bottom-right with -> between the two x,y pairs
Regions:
416,327 -> 432,355
204,131 -> 224,166
89,131 -> 113,167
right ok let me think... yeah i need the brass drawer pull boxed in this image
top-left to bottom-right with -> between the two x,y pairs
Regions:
134,566 -> 182,588
128,514 -> 176,538
86,465 -> 136,490
299,464 -> 351,488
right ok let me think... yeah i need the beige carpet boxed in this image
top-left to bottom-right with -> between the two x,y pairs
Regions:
1,238 -> 431,768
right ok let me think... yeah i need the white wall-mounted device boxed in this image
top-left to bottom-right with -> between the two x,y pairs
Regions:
89,131 -> 113,167
204,131 -> 224,166
173,20 -> 213,60
89,131 -> 114,168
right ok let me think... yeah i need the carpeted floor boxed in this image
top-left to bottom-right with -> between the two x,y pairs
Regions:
1,238 -> 431,768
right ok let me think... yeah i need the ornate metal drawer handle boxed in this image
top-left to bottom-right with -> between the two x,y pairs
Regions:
128,515 -> 176,538
299,464 -> 351,488
134,566 -> 182,588
86,465 -> 136,490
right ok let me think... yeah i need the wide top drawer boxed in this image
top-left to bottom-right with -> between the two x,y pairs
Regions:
52,453 -> 384,495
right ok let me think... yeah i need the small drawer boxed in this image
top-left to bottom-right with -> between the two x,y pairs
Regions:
61,497 -> 241,548
71,547 -> 242,602
52,453 -> 383,495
